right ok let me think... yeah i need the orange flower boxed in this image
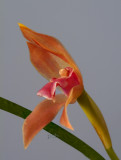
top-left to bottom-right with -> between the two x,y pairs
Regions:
18,24 -> 84,149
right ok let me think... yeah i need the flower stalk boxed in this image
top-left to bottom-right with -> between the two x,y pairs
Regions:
77,89 -> 119,160
106,147 -> 119,160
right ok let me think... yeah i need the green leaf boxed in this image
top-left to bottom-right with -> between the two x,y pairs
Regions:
0,96 -> 105,160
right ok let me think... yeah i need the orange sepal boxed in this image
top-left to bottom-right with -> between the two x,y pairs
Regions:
18,23 -> 83,81
27,42 -> 62,80
60,85 -> 83,130
23,94 -> 67,149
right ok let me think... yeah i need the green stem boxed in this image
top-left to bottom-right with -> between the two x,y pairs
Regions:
106,147 -> 119,160
0,96 -> 105,160
77,89 -> 119,160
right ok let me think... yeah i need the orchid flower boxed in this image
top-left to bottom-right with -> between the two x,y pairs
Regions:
18,24 -> 120,160
18,23 -> 84,149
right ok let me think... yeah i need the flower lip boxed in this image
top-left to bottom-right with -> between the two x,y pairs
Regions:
37,67 -> 80,101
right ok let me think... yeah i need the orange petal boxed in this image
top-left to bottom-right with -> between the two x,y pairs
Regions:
65,84 -> 84,105
18,23 -> 83,81
60,104 -> 74,130
27,42 -> 68,80
60,85 -> 83,130
23,94 -> 67,149
28,42 -> 59,79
